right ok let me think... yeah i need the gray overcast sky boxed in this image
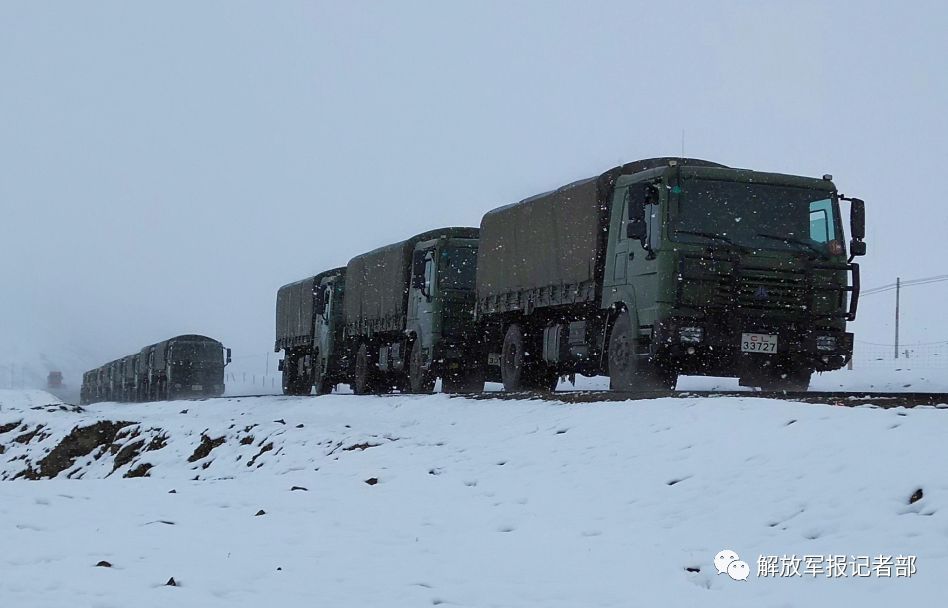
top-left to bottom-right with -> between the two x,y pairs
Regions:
2,1 -> 946,383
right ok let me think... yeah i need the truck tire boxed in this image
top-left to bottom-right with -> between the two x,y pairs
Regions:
282,355 -> 298,395
408,339 -> 435,394
502,323 -> 558,392
354,343 -> 379,395
501,324 -> 528,391
282,353 -> 313,396
314,373 -> 336,395
608,310 -> 676,392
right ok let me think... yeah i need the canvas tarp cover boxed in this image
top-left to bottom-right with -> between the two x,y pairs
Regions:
477,177 -> 604,299
276,276 -> 317,343
344,241 -> 413,327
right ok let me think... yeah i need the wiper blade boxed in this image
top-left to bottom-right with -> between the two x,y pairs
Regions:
676,230 -> 747,251
754,233 -> 826,258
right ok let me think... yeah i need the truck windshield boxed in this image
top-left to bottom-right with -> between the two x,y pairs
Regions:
672,179 -> 841,255
439,247 -> 477,290
171,342 -> 222,365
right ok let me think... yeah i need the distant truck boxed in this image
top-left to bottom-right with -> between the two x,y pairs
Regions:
475,158 -> 865,391
275,267 -> 348,395
344,227 -> 481,394
81,334 -> 231,404
46,371 -> 63,390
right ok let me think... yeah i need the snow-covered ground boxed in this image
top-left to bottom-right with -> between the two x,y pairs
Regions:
1,388 -> 946,607
222,361 -> 948,397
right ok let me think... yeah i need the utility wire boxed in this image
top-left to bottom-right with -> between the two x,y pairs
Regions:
861,274 -> 948,296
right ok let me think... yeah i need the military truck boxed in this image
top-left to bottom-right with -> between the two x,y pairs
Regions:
344,227 -> 481,394
275,267 -> 348,395
475,158 -> 865,392
82,334 -> 231,403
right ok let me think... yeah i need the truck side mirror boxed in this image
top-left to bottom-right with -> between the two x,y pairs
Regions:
411,250 -> 426,289
626,219 -> 647,241
849,197 -> 866,257
850,198 -> 865,240
225,348 -> 232,365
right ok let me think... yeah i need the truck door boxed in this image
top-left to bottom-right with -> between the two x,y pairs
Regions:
629,183 -> 661,328
409,248 -> 436,347
316,283 -> 332,363
605,181 -> 662,329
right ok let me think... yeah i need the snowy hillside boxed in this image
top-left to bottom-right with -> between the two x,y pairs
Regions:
1,389 -> 945,607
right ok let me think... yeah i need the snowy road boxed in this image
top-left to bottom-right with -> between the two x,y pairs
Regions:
1,389 -> 945,607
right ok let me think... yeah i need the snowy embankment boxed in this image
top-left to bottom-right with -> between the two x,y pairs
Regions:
1,388 -> 946,607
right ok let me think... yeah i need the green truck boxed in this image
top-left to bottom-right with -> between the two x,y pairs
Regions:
475,158 -> 865,391
344,227 -> 482,394
275,267 -> 348,395
81,334 -> 231,403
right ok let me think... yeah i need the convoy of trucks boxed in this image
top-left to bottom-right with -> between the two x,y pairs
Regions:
82,156 -> 866,401
81,334 -> 231,404
275,157 -> 865,395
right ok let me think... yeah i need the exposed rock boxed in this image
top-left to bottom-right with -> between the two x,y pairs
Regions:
247,442 -> 273,467
112,439 -> 145,472
343,442 -> 380,452
124,463 -> 153,478
188,434 -> 226,463
25,421 -> 134,479
14,424 -> 45,444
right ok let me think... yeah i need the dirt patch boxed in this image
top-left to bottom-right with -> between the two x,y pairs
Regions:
146,433 -> 168,452
247,442 -> 273,467
113,439 -> 146,472
240,435 -> 254,445
14,424 -> 45,444
0,421 -> 22,435
23,421 -> 134,480
124,463 -> 153,478
188,434 -> 226,463
343,442 -> 381,452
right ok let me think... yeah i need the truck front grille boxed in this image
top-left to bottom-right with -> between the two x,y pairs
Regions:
736,268 -> 807,315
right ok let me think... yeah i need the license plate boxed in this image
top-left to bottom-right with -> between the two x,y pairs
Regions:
191,385 -> 203,390
741,333 -> 778,353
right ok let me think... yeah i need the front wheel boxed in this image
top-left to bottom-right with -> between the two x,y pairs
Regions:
408,339 -> 435,394
608,310 -> 676,392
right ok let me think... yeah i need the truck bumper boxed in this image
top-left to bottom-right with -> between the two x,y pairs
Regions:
652,317 -> 853,374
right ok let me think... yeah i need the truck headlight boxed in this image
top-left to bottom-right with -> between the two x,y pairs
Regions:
816,335 -> 837,351
679,326 -> 704,344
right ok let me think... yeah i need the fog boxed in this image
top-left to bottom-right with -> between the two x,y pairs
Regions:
2,1 -> 946,389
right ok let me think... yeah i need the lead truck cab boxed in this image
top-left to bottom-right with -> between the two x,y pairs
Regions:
604,160 -> 865,390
